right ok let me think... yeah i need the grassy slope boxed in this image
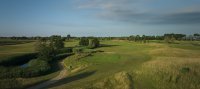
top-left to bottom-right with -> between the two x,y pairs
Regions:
48,40 -> 200,89
0,41 -> 65,89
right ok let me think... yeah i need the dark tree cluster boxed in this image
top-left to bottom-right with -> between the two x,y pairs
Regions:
164,33 -> 186,40
35,35 -> 65,62
79,37 -> 89,46
129,35 -> 150,43
79,37 -> 100,48
88,38 -> 100,49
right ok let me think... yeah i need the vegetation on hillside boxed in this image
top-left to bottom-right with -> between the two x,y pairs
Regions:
0,33 -> 200,89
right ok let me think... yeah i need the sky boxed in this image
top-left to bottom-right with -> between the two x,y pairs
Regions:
0,0 -> 200,37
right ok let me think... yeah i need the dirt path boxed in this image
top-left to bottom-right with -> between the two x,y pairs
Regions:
27,62 -> 68,89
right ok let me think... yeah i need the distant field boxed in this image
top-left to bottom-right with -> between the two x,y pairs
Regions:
0,39 -> 34,46
0,42 -> 35,60
48,40 -> 200,89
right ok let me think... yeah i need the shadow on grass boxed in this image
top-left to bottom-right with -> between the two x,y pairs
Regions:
47,70 -> 97,88
99,44 -> 119,48
23,61 -> 61,89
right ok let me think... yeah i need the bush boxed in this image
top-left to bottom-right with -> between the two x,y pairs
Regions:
22,59 -> 51,77
180,67 -> 190,74
0,78 -> 22,89
0,59 -> 51,78
57,47 -> 73,54
73,48 -> 83,54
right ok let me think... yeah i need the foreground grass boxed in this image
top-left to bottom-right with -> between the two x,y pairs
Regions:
47,40 -> 200,89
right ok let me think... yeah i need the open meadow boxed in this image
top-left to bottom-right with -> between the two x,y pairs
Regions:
0,39 -> 200,89
45,40 -> 200,89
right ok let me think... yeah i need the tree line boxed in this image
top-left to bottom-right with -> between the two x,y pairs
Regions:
0,33 -> 199,41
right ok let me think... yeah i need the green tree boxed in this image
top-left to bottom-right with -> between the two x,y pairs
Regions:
88,38 -> 100,48
67,34 -> 71,40
79,37 -> 89,46
50,35 -> 64,50
135,35 -> 140,42
164,35 -> 175,43
142,35 -> 146,43
35,39 -> 55,62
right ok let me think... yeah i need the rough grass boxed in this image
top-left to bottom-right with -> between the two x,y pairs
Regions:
88,71 -> 134,89
135,57 -> 200,89
49,40 -> 200,89
134,41 -> 200,89
2,40 -> 200,89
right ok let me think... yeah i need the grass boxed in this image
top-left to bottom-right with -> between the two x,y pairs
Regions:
1,40 -> 200,89
0,40 -> 73,89
0,39 -> 34,46
0,42 -> 35,60
47,40 -> 200,89
47,40 -> 152,89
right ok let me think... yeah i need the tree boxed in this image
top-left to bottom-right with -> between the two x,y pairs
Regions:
135,35 -> 140,42
142,35 -> 146,43
79,37 -> 89,46
164,35 -> 175,43
88,38 -> 100,48
35,39 -> 55,62
50,35 -> 64,50
194,33 -> 200,36
129,35 -> 135,41
67,34 -> 71,40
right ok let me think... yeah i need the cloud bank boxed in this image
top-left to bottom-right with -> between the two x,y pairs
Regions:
76,0 -> 200,24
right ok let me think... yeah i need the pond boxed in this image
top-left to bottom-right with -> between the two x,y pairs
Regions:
20,63 -> 29,68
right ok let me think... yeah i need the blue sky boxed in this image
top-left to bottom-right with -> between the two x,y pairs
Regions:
0,0 -> 200,37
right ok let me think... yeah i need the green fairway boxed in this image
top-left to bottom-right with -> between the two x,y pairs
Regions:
46,40 -> 200,89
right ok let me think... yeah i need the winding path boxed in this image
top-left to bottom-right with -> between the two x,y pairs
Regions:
27,61 -> 68,89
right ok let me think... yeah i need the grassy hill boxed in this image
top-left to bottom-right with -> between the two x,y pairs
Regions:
0,40 -> 199,89
46,40 -> 200,89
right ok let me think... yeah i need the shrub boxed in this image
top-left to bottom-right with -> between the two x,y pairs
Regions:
57,47 -> 73,54
22,59 -> 51,77
0,78 -> 22,89
73,48 -> 83,54
180,67 -> 190,74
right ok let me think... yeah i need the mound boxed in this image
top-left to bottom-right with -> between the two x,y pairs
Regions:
89,71 -> 134,89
